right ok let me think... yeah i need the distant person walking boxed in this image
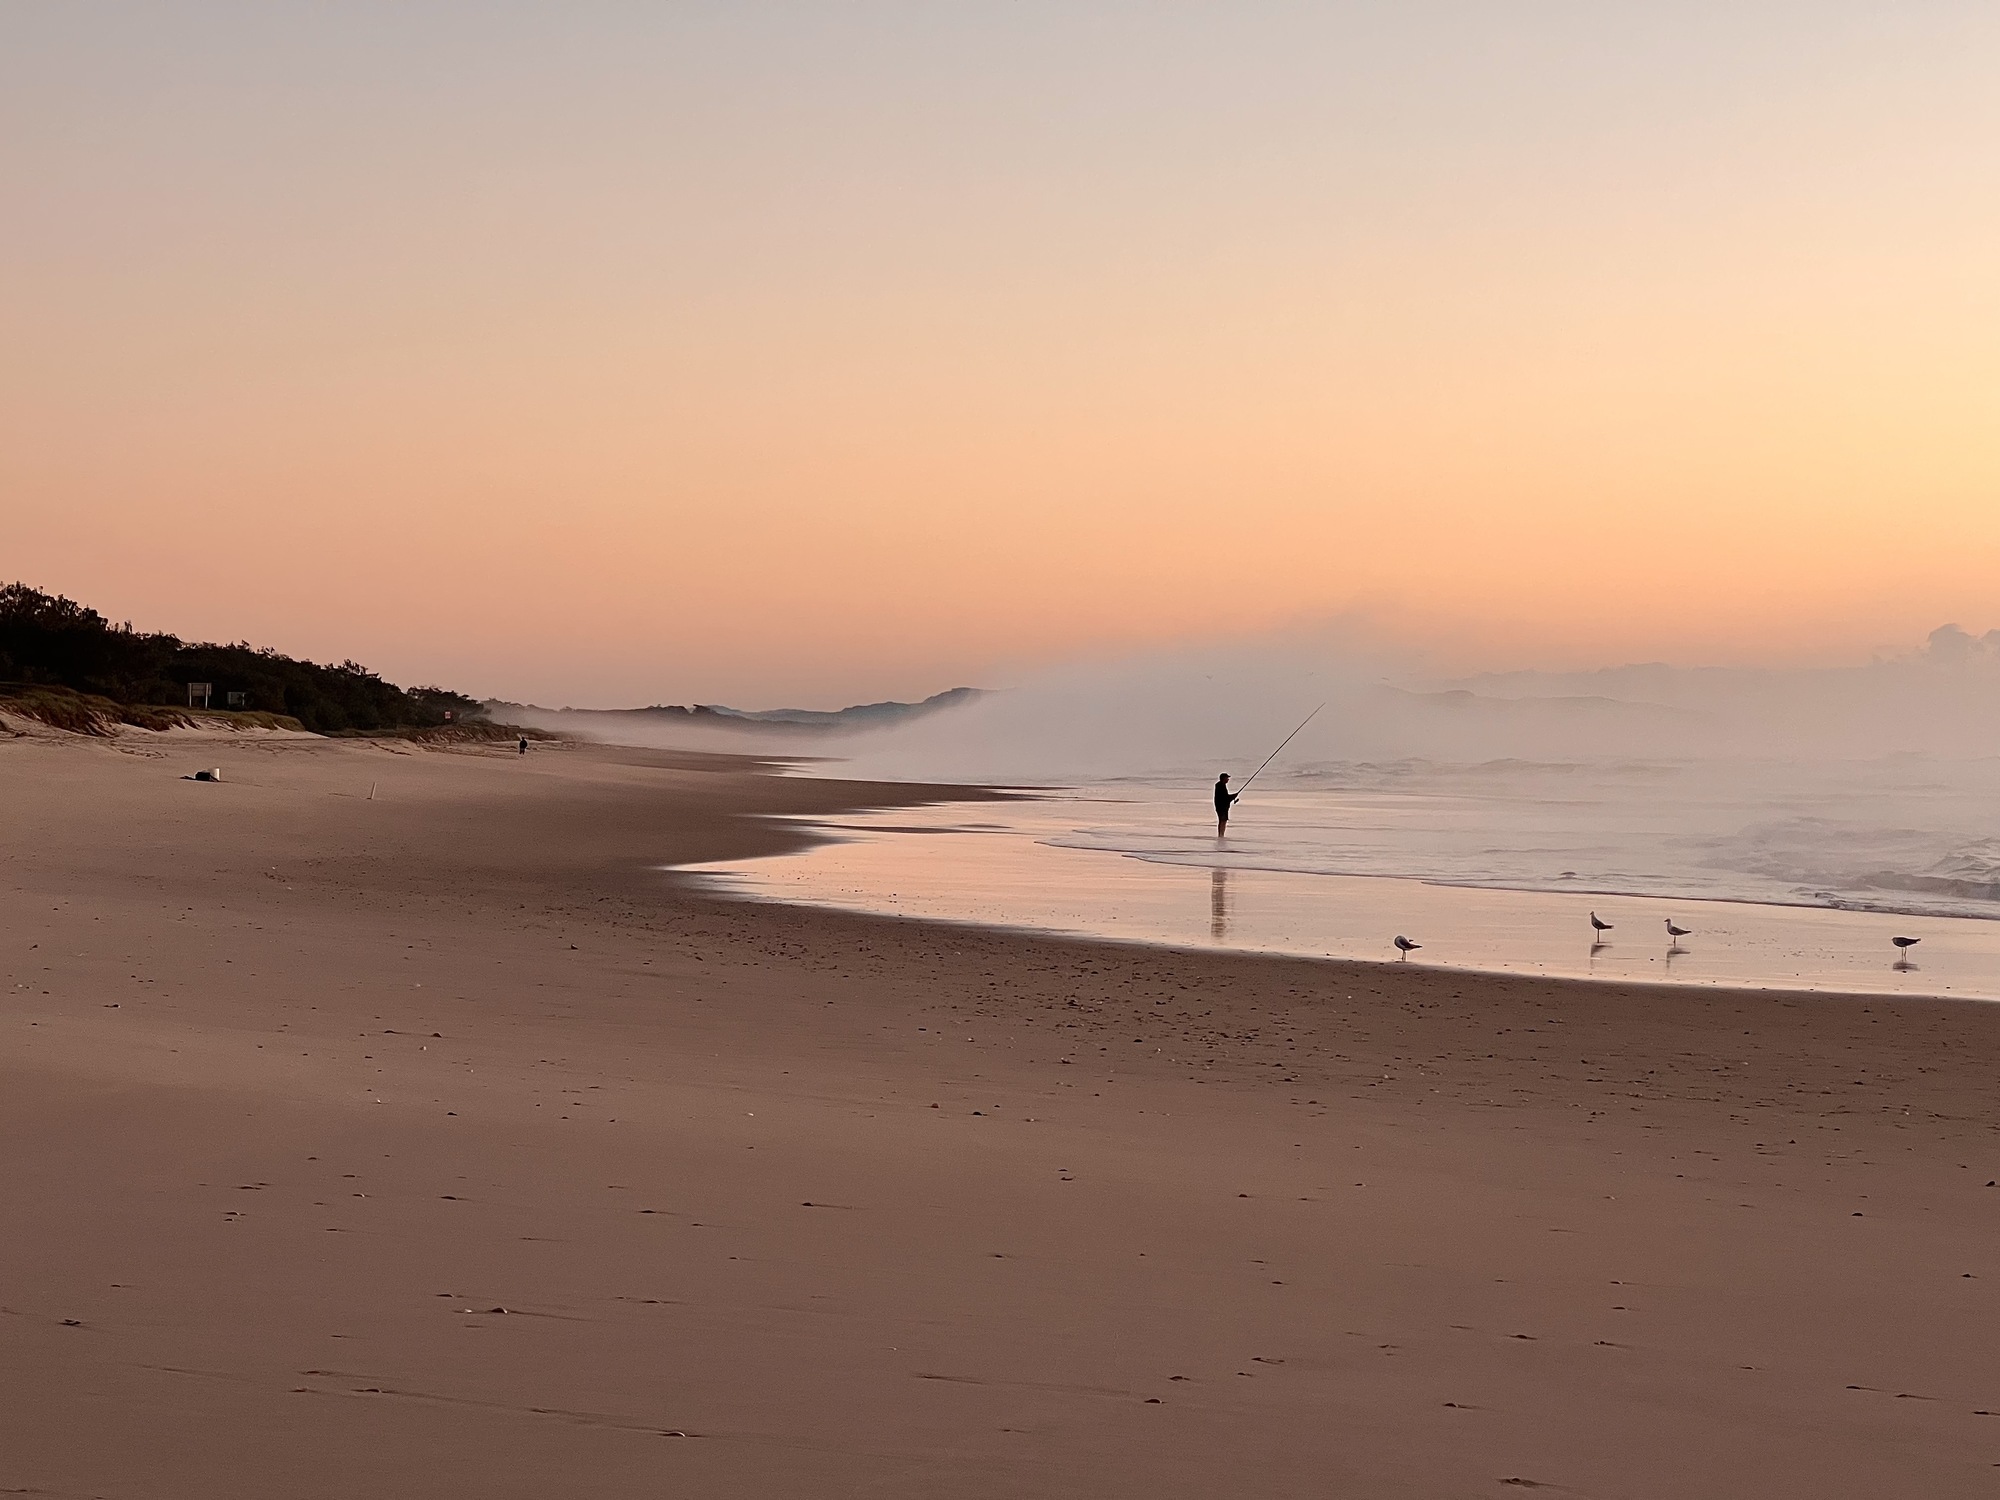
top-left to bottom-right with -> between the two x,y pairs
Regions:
517,735 -> 529,756
1214,773 -> 1239,838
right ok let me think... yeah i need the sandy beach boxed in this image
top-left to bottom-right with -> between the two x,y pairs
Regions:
5,731 -> 1998,1498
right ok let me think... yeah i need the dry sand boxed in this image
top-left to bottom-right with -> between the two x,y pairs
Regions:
3,731 -> 1997,1497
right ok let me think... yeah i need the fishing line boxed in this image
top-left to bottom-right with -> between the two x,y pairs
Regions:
1234,702 -> 1325,793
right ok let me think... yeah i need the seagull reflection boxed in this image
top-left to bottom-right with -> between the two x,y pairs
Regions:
1210,866 -> 1230,943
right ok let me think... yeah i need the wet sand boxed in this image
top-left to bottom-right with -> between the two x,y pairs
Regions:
689,799 -> 2000,999
4,732 -> 1999,1497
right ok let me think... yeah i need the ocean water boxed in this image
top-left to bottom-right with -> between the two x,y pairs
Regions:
680,756 -> 2000,999
1050,758 -> 2000,917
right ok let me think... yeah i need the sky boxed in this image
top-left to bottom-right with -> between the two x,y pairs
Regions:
4,3 -> 1997,707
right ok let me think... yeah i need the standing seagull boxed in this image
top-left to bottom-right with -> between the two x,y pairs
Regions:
1664,919 -> 1692,940
1590,912 -> 1613,936
1892,936 -> 1920,953
1394,935 -> 1421,958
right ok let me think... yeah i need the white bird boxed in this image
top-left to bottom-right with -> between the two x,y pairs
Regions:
1393,935 -> 1421,957
1891,936 -> 1920,951
1665,919 -> 1691,939
1590,912 -> 1613,934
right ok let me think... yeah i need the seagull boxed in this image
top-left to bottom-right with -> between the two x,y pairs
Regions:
1891,936 -> 1920,952
1393,935 -> 1421,957
1590,912 -> 1613,935
1664,919 -> 1691,940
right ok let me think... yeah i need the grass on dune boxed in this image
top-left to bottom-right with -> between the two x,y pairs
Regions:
0,683 -> 307,736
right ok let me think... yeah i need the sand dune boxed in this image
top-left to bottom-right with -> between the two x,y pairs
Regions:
3,733 -> 1997,1497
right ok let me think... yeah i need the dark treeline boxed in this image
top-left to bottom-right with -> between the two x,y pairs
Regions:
0,583 -> 481,734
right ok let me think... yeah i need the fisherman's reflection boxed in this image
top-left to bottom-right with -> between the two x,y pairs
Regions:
1210,866 -> 1230,942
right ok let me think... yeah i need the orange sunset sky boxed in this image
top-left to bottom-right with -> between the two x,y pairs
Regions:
4,4 -> 1998,707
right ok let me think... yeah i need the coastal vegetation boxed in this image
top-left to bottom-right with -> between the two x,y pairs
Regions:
0,582 -> 481,735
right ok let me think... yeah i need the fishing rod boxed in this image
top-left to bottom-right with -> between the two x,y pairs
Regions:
1233,702 -> 1325,795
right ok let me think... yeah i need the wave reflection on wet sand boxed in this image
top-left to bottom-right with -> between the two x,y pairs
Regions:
685,794 -> 2000,1001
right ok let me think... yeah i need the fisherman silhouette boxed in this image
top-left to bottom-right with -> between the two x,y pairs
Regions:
1214,773 -> 1240,837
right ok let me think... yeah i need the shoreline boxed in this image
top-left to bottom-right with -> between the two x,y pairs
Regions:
7,733 -> 2000,1497
692,876 -> 2000,1012
682,798 -> 2000,1003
